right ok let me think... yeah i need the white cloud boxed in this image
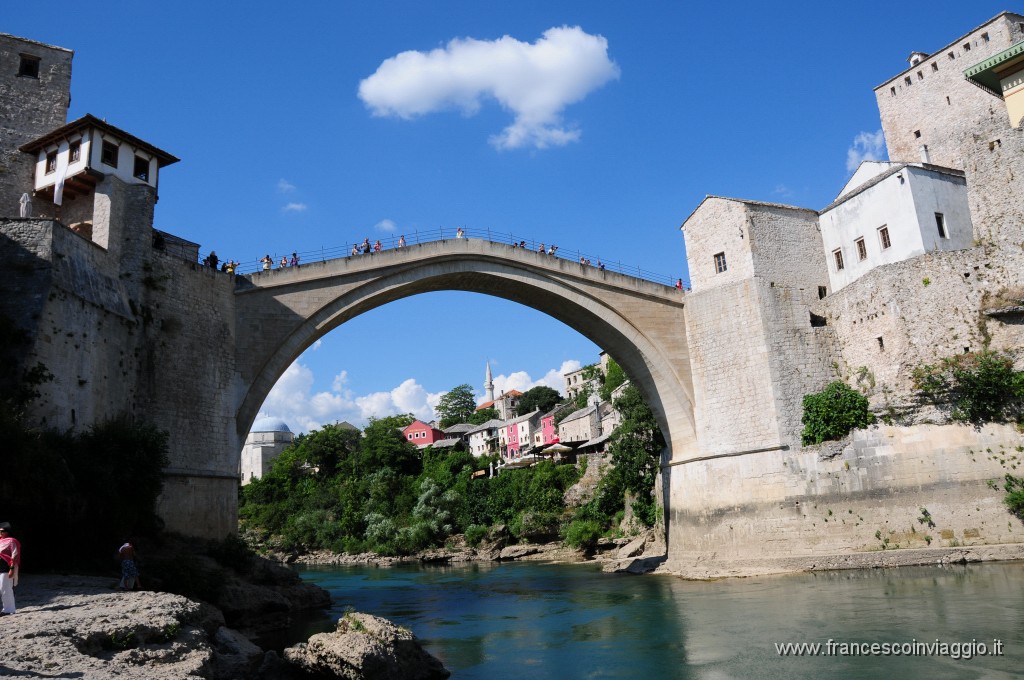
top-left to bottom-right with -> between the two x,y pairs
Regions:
358,26 -> 620,150
282,202 -> 308,213
277,178 -> 296,193
258,359 -> 585,434
257,362 -> 443,433
846,130 -> 886,173
375,218 -> 397,232
491,359 -> 581,400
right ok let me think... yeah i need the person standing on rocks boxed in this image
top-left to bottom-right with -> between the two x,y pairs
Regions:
0,522 -> 21,615
116,540 -> 141,591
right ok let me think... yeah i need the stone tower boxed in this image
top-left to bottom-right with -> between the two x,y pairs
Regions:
0,33 -> 73,217
484,362 -> 495,402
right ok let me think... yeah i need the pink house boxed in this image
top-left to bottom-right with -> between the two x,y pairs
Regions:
403,420 -> 446,447
539,412 -> 559,447
504,421 -> 521,458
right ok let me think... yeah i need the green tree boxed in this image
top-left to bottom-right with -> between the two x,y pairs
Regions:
437,384 -> 479,427
287,422 -> 361,478
599,357 -> 626,401
913,350 -> 1024,423
516,385 -> 562,416
801,381 -> 875,446
467,406 -> 499,425
607,384 -> 666,526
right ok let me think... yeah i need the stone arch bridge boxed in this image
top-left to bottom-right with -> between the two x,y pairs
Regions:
232,238 -> 695,465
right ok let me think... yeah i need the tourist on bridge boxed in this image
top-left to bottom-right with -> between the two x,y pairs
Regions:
206,251 -> 219,269
548,244 -> 557,255
676,278 -> 683,290
0,522 -> 21,615
351,244 -> 359,256
373,240 -> 382,252
456,227 -> 465,239
362,238 -> 371,254
279,256 -> 287,268
398,235 -> 406,248
290,252 -> 300,267
538,243 -> 545,253
260,255 -> 272,271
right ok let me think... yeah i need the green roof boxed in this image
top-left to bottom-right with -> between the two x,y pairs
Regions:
964,40 -> 1024,95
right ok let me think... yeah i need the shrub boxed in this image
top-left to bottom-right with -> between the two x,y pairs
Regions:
1004,474 -> 1024,521
801,381 -> 875,446
464,524 -> 488,547
564,519 -> 602,550
913,350 -> 1024,423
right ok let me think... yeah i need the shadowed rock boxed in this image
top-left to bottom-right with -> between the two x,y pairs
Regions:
283,612 -> 450,680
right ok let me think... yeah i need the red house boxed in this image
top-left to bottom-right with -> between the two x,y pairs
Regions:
403,420 -> 446,448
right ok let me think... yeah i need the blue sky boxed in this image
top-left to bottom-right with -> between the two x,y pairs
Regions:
7,1 -> 1013,431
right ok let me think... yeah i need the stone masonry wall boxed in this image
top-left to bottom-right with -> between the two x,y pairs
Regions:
682,198 -> 756,292
0,34 -> 72,217
0,188 -> 239,538
666,423 -> 1024,571
875,13 -> 1024,169
685,277 -> 780,455
819,242 -> 1024,401
747,204 -> 828,292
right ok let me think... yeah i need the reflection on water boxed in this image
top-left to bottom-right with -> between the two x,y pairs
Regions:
291,561 -> 1024,679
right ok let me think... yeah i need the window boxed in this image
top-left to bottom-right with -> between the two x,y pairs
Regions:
133,155 -> 149,181
18,54 -> 40,78
890,86 -> 896,96
713,252 -> 727,273
948,52 -> 955,60
914,130 -> 921,138
917,71 -> 923,81
982,32 -> 990,43
931,63 -> 938,72
833,248 -> 845,271
101,140 -> 118,167
935,213 -> 947,239
817,286 -> 827,300
45,151 -> 57,174
963,42 -> 971,52
69,141 -> 80,163
877,337 -> 885,351
878,226 -> 891,250
904,76 -> 912,86
856,238 -> 867,261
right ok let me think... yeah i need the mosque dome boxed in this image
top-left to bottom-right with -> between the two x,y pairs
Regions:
250,417 -> 292,433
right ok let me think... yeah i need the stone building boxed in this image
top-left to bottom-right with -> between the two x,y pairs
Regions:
0,31 -> 242,537
680,197 -> 834,456
239,417 -> 293,485
0,34 -> 73,217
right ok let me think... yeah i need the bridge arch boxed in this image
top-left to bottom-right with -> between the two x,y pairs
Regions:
233,238 -> 697,464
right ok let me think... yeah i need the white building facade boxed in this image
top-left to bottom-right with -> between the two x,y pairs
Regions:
239,417 -> 293,485
820,162 -> 972,292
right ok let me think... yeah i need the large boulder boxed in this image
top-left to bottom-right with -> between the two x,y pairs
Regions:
284,612 -> 450,680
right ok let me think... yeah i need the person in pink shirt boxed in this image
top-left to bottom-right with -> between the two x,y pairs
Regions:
0,522 -> 21,615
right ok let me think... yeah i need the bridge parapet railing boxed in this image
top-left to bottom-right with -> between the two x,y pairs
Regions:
201,227 -> 690,290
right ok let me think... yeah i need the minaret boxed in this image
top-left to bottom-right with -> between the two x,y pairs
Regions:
485,362 -> 495,402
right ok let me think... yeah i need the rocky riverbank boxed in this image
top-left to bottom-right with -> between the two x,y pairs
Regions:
1,573 -> 448,679
274,526 -> 668,575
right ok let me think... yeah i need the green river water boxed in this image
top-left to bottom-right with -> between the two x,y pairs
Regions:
287,560 -> 1023,679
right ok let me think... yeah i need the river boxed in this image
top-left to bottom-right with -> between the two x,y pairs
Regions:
284,560 -> 1023,679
